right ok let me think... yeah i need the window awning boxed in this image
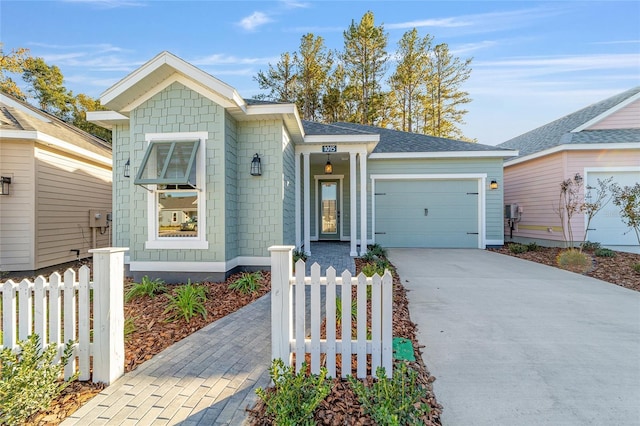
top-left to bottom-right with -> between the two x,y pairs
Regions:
134,140 -> 199,185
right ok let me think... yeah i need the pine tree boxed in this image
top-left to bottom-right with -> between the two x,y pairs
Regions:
254,52 -> 298,103
295,33 -> 332,121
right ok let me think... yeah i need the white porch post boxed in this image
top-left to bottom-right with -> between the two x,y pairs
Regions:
295,152 -> 301,248
359,152 -> 368,256
349,152 -> 358,256
303,152 -> 311,255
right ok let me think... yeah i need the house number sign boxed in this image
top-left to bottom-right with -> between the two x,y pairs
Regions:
322,145 -> 337,153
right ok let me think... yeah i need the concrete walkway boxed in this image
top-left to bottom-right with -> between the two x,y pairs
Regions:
388,249 -> 640,426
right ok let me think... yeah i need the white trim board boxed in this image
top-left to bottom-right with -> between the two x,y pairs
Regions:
572,91 -> 640,133
369,151 -> 517,159
504,143 -> 640,167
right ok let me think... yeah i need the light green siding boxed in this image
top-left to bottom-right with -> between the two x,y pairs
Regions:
224,112 -> 238,261
128,82 -> 226,263
368,157 -> 505,244
282,128 -> 296,245
113,123 -> 130,248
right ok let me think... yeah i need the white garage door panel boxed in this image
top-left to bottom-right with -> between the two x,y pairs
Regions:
375,180 -> 479,248
587,170 -> 640,245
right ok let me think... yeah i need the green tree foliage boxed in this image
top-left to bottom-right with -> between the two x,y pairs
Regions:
342,10 -> 388,125
389,28 -> 432,132
0,44 -> 30,100
295,33 -> 333,121
321,62 -> 349,122
0,45 -> 112,143
422,43 -> 472,140
612,182 -> 640,244
254,52 -> 298,103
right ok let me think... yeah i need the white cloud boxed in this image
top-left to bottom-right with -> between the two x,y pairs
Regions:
281,0 -> 311,9
238,11 -> 273,31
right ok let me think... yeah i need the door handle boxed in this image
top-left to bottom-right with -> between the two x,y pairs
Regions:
424,208 -> 429,216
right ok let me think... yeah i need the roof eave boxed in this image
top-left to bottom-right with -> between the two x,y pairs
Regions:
504,142 -> 640,167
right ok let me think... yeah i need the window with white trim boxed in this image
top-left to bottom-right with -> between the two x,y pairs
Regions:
138,132 -> 208,249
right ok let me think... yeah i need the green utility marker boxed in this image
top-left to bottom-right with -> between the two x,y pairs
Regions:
392,337 -> 415,361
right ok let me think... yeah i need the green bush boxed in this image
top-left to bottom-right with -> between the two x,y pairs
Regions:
125,275 -> 167,302
633,263 -> 640,274
509,243 -> 528,254
557,249 -> 591,273
228,271 -> 263,295
348,363 -> 430,425
292,249 -> 308,263
164,280 -> 208,323
0,335 -> 77,424
255,359 -> 330,426
526,242 -> 539,252
360,251 -> 377,262
594,248 -> 616,258
581,241 -> 601,251
361,262 -> 384,277
367,243 -> 387,258
336,296 -> 357,327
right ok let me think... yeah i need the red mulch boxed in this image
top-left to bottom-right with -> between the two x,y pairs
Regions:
490,244 -> 640,292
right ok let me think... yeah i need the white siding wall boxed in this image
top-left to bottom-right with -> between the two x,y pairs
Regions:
35,145 -> 112,269
588,99 -> 640,130
0,140 -> 36,271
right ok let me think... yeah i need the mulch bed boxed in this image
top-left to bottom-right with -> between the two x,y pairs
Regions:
246,258 -> 443,425
489,244 -> 640,292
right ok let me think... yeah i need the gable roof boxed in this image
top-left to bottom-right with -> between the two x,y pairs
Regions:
497,87 -> 640,159
0,93 -> 112,166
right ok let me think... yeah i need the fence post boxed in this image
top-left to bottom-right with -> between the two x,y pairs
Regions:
268,245 -> 294,365
89,247 -> 128,384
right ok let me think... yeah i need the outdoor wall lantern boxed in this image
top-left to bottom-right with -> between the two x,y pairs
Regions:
324,154 -> 333,175
490,180 -> 499,190
124,158 -> 131,178
0,176 -> 11,195
251,153 -> 262,176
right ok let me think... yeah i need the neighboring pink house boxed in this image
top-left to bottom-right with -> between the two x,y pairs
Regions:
498,87 -> 640,248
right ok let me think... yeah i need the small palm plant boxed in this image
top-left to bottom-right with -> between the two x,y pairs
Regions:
125,275 -> 167,302
164,280 -> 208,323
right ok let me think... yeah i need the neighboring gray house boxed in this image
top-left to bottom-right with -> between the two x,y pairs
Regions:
498,87 -> 640,247
88,51 -> 516,282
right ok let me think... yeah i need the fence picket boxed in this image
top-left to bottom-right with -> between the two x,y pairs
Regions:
49,272 -> 62,354
63,270 -> 77,379
340,270 -> 352,378
325,267 -> 337,377
34,277 -> 48,349
382,271 -> 393,373
371,273 -> 382,372
310,263 -> 321,375
19,279 -> 33,341
2,280 -> 17,349
78,266 -> 91,381
356,273 -> 367,378
294,260 -> 306,372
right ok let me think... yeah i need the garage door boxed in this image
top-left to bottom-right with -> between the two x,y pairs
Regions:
587,170 -> 640,245
374,180 -> 479,248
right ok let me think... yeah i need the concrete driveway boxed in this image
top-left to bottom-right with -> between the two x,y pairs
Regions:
387,249 -> 640,426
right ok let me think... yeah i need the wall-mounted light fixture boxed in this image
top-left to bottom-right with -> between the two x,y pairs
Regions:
324,154 -> 333,174
124,158 -> 130,178
251,153 -> 262,176
490,180 -> 499,190
0,176 -> 11,195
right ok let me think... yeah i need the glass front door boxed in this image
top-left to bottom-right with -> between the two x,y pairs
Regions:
319,181 -> 339,240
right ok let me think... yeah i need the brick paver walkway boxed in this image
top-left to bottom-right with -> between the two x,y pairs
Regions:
62,295 -> 271,426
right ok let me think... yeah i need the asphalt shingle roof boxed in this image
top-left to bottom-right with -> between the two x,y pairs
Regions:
497,87 -> 640,158
322,122 -> 512,153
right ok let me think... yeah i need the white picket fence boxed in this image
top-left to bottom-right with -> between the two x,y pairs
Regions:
0,247 -> 128,384
269,246 -> 393,379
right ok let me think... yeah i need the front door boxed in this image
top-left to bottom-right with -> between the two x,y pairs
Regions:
319,180 -> 340,240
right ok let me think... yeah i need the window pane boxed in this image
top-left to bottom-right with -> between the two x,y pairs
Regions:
135,140 -> 199,185
157,191 -> 198,238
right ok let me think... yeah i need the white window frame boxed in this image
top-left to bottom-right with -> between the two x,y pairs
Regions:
144,131 -> 208,250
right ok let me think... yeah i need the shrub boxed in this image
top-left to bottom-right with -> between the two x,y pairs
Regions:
348,363 -> 430,425
557,249 -> 591,273
255,359 -> 330,426
164,281 -> 208,323
0,335 -> 77,424
367,243 -> 387,258
124,316 -> 136,342
292,249 -> 308,263
581,241 -> 601,251
125,275 -> 167,302
509,243 -> 528,254
361,251 -> 377,262
228,271 -> 263,295
361,262 -> 384,277
594,248 -> 616,258
526,242 -> 539,252
633,263 -> 640,274
336,296 -> 357,327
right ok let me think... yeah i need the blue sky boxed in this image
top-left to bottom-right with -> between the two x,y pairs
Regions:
1,0 -> 639,145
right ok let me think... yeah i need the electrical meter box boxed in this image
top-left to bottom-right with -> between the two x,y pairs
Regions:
505,204 -> 519,219
89,209 -> 108,227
